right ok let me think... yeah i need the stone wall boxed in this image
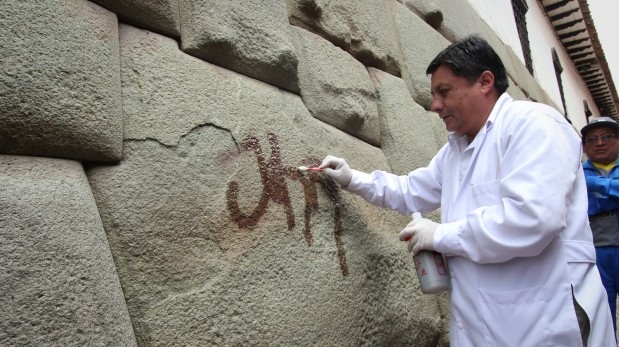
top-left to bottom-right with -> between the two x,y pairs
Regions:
0,0 -> 549,346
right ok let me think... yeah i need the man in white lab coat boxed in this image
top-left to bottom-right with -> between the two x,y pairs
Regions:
320,35 -> 615,346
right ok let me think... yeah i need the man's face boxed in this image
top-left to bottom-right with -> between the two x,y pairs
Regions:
583,126 -> 619,165
430,65 -> 488,142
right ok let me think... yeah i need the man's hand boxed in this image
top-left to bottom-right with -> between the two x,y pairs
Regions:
399,215 -> 439,255
320,155 -> 353,187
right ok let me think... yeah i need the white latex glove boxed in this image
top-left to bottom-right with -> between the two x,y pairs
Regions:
399,213 -> 439,255
320,155 -> 353,187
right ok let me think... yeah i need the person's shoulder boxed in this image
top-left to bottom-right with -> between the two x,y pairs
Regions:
500,98 -> 570,133
497,97 -> 579,142
508,99 -> 564,121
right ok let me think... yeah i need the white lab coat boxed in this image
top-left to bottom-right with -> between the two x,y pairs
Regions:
347,94 -> 615,346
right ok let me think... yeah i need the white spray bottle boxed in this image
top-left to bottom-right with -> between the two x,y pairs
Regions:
411,212 -> 451,294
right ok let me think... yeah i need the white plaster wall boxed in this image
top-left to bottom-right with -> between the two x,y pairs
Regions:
526,2 -> 562,105
466,0 -> 524,62
467,0 -> 597,133
526,0 -> 596,132
556,52 -> 598,132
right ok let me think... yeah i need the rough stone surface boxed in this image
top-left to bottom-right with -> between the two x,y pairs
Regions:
89,0 -> 180,38
369,67 -> 447,174
400,0 -> 443,29
294,27 -> 381,146
393,2 -> 451,110
87,25 -> 448,346
0,0 -> 123,162
179,0 -> 299,93
0,155 -> 137,347
287,0 -> 402,77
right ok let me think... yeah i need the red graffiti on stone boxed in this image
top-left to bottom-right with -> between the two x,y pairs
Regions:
225,133 -> 348,276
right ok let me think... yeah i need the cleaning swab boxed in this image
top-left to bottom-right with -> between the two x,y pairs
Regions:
298,166 -> 323,172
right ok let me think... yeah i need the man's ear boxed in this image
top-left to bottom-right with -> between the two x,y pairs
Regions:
479,70 -> 495,94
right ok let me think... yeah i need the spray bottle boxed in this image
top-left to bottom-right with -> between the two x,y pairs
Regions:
411,212 -> 451,294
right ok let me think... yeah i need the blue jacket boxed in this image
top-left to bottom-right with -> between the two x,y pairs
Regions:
582,160 -> 619,216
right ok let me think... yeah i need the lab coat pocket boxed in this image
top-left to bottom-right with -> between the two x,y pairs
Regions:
478,286 -> 551,346
470,179 -> 500,207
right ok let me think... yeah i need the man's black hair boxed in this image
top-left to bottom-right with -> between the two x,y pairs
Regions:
426,35 -> 509,94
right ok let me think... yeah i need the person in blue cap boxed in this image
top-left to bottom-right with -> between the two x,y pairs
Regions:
582,116 -> 619,338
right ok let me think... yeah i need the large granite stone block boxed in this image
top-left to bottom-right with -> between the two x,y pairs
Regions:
0,0 -> 123,162
179,0 -> 299,93
369,67 -> 447,175
294,27 -> 381,146
392,2 -> 450,110
0,155 -> 136,347
287,0 -> 402,77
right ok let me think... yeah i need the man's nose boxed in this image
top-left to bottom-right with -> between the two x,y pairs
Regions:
430,98 -> 442,112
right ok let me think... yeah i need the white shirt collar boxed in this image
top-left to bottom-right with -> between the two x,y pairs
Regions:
447,92 -> 512,151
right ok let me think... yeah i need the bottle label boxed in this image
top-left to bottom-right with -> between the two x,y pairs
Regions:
415,252 -> 448,277
433,253 -> 448,275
